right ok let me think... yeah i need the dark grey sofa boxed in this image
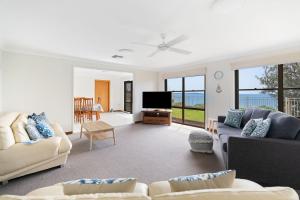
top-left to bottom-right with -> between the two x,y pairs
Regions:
218,108 -> 300,190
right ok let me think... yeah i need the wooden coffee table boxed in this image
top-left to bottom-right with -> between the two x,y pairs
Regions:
80,121 -> 115,151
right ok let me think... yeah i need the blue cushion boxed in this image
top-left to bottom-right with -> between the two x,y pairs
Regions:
36,121 -> 55,138
241,119 -> 257,137
25,124 -> 43,140
251,118 -> 271,138
28,112 -> 48,123
224,110 -> 244,128
267,112 -> 300,139
250,109 -> 271,119
64,178 -> 135,185
241,108 -> 254,128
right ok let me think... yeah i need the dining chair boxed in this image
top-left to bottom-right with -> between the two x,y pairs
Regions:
82,97 -> 93,121
74,97 -> 83,123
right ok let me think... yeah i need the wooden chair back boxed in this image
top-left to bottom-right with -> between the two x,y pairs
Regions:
83,98 -> 93,111
74,97 -> 82,111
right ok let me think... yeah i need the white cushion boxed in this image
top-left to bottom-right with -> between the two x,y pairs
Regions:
26,182 -> 149,196
11,113 -> 30,143
152,187 -> 298,200
149,178 -> 263,197
1,193 -> 151,200
0,112 -> 19,150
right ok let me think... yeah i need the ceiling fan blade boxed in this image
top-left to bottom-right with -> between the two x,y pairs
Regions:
148,49 -> 160,57
166,35 -> 188,47
132,42 -> 157,48
168,47 -> 191,55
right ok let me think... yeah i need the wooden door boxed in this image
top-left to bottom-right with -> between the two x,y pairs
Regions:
95,80 -> 110,112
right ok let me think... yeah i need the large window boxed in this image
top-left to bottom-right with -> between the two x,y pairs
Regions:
165,75 -> 205,127
235,62 -> 300,117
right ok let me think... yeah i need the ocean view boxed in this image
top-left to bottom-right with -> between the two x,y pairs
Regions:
172,92 -> 277,109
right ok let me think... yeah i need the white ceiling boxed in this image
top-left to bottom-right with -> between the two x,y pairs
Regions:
1,0 -> 300,70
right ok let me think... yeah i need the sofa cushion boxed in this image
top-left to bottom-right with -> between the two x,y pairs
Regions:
0,137 -> 61,176
28,112 -> 48,123
11,113 -> 30,143
26,124 -> 43,140
217,123 -> 242,137
63,178 -> 137,195
251,118 -> 271,138
149,179 -> 263,197
36,121 -> 55,138
2,193 -> 151,200
168,170 -> 236,192
250,109 -> 271,120
267,112 -> 300,139
241,119 -> 257,137
152,187 -> 298,200
27,182 -> 149,196
224,110 -> 244,128
241,109 -> 254,128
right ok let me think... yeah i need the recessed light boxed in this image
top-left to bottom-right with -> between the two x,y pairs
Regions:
118,48 -> 134,53
112,55 -> 123,59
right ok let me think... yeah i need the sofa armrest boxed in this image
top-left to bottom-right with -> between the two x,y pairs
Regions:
228,136 -> 300,189
218,116 -> 226,123
51,123 -> 72,154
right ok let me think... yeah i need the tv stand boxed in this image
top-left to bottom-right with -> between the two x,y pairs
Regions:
142,110 -> 172,126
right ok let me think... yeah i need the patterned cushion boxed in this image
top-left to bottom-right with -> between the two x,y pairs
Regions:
224,110 -> 244,128
25,124 -> 43,140
63,178 -> 137,195
28,112 -> 48,123
241,119 -> 257,137
36,121 -> 55,138
168,170 -> 236,192
251,118 -> 271,138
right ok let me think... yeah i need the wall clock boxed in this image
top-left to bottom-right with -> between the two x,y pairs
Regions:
214,71 -> 224,80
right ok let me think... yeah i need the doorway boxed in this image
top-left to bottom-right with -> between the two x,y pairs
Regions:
95,80 -> 110,112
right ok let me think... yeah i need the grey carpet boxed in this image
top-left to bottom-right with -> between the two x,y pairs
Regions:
0,124 -> 225,195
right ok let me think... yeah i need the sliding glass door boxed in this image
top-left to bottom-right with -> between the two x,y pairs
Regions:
165,75 -> 205,128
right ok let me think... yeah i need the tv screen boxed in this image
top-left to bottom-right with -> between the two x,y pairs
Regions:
143,92 -> 172,109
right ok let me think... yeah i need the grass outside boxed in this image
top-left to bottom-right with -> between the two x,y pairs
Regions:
172,107 -> 205,123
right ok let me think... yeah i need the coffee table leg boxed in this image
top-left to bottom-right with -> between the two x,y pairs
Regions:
89,134 -> 93,151
113,129 -> 116,145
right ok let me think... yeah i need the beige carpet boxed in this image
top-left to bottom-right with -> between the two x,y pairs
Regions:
0,123 -> 225,195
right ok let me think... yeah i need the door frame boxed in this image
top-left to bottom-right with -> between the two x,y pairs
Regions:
95,80 -> 110,112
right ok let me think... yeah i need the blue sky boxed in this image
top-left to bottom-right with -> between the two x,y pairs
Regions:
239,67 -> 266,89
167,76 -> 205,91
167,67 -> 266,91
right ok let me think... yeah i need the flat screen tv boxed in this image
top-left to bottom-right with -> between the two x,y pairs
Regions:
143,92 -> 172,109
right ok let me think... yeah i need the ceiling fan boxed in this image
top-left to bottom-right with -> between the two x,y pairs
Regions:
132,33 -> 191,57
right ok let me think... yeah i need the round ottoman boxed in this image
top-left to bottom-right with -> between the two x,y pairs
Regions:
188,129 -> 213,153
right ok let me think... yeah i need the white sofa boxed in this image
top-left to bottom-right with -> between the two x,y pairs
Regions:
0,178 -> 296,200
0,112 -> 72,184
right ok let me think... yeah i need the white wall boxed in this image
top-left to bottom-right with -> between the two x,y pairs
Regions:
2,52 -> 74,131
74,69 -> 133,111
1,52 -> 158,131
0,50 -> 2,111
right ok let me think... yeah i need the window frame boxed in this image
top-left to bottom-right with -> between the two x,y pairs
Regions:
165,75 -> 206,128
235,63 -> 300,116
